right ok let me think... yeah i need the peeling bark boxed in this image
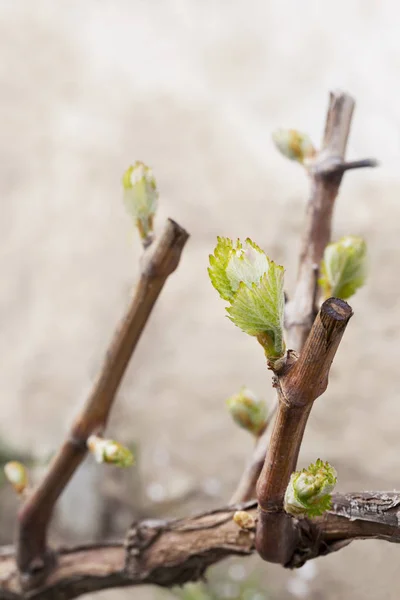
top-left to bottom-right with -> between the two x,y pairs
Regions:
1,494 -> 400,600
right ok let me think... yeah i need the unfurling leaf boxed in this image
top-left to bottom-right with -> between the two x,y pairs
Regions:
272,129 -> 316,164
284,459 -> 337,518
87,435 -> 134,468
226,387 -> 267,436
4,461 -> 28,494
122,161 -> 158,244
319,236 -> 367,300
208,238 -> 285,364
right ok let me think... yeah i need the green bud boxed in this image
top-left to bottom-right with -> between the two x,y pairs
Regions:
272,129 -> 316,164
122,161 -> 158,244
87,435 -> 134,468
226,387 -> 267,436
4,461 -> 28,494
208,238 -> 286,364
284,459 -> 337,518
319,236 -> 367,300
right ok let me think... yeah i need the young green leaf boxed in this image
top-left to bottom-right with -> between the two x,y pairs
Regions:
208,237 -> 237,302
284,459 -> 337,518
208,238 -> 286,364
227,267 -> 285,359
122,161 -> 158,244
226,387 -> 268,436
272,129 -> 316,164
319,236 -> 367,300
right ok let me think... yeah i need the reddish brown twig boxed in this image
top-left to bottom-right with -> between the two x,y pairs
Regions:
229,399 -> 277,504
252,91 -> 377,564
285,89 -> 356,352
231,90 -> 377,505
255,298 -> 353,564
16,219 -> 189,589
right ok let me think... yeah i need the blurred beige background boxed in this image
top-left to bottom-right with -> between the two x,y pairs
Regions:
1,1 -> 400,599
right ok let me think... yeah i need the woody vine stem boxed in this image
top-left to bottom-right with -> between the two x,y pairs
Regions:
1,91 -> 397,600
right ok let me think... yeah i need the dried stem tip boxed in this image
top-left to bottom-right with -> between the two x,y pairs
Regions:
284,297 -> 353,407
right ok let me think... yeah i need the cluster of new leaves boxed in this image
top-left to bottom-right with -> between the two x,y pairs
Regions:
208,238 -> 286,364
284,459 -> 337,518
208,234 -> 367,373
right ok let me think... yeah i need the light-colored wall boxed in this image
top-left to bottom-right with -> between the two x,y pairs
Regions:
1,2 -> 400,598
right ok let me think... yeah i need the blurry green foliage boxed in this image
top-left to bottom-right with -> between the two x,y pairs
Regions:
172,561 -> 270,600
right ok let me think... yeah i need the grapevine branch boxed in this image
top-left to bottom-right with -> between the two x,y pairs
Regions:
231,89 -> 376,505
253,91 -> 377,564
286,89 -> 355,351
1,493 -> 400,599
256,298 -> 352,563
16,219 -> 189,589
229,399 -> 277,504
0,90 -> 390,600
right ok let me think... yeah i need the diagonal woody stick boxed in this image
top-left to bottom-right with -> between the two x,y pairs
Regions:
16,219 -> 188,589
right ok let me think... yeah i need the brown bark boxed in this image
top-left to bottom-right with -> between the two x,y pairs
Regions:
256,298 -> 353,563
2,493 -> 400,600
285,90 -> 355,352
231,90 -> 376,505
229,400 -> 277,504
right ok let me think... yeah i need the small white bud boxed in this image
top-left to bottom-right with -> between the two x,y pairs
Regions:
122,161 -> 158,244
4,461 -> 28,494
87,435 -> 134,468
272,129 -> 316,164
